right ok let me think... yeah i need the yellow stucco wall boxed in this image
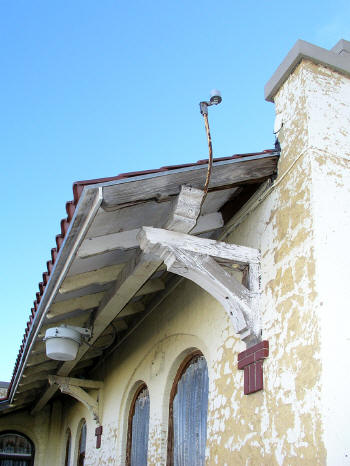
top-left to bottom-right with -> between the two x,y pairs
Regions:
1,58 -> 349,465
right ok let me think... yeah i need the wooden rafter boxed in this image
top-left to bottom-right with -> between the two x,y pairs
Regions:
31,185 -> 206,414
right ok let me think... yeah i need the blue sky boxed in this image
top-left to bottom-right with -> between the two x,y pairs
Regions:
0,0 -> 349,381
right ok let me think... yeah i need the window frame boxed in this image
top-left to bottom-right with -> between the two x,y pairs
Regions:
64,427 -> 72,466
76,419 -> 87,466
125,382 -> 149,466
166,350 -> 207,466
0,430 -> 35,465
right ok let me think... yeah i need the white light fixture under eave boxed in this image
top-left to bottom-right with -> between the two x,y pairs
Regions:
44,326 -> 92,361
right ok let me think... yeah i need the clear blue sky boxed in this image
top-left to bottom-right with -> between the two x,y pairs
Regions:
0,0 -> 349,381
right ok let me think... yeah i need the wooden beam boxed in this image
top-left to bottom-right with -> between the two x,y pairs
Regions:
48,375 -> 103,389
138,227 -> 260,265
26,352 -> 47,367
22,360 -> 59,376
20,371 -> 51,385
47,278 -> 162,320
32,185 -> 204,414
60,264 -> 124,294
17,381 -> 46,394
102,154 -> 278,207
77,212 -> 223,258
47,292 -> 104,318
45,301 -> 144,325
80,348 -> 103,361
114,301 -> 144,319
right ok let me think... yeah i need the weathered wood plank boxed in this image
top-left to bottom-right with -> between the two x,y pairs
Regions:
77,212 -> 223,259
138,227 -> 260,265
87,189 -> 232,239
102,155 -> 278,207
47,292 -> 104,318
48,278 -> 162,319
19,372 -> 50,385
162,249 -> 250,335
114,301 -> 145,319
17,381 -> 46,394
22,360 -> 59,376
48,375 -> 103,389
68,248 -> 136,276
60,264 -> 124,294
26,352 -> 47,367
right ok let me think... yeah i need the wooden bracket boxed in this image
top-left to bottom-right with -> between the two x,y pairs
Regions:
138,227 -> 261,347
48,375 -> 103,425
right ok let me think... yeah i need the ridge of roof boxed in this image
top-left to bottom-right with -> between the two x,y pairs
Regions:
5,149 -> 277,401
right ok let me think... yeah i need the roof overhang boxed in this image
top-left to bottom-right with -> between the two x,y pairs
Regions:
2,150 -> 279,414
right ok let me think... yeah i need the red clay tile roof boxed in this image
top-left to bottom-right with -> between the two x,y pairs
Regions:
5,150 -> 276,400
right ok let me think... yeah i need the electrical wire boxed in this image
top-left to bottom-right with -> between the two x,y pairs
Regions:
201,112 -> 213,208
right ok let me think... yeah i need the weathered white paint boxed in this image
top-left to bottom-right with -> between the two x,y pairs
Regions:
273,56 -> 350,465
138,227 -> 261,344
77,212 -> 224,258
2,39 -> 350,466
138,226 -> 260,265
32,185 -> 206,414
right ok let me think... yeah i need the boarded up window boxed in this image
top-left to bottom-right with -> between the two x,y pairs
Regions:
126,384 -> 150,466
0,431 -> 35,465
167,353 -> 209,466
64,428 -> 71,466
77,421 -> 87,466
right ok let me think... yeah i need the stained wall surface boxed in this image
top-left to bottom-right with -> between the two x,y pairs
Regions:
0,58 -> 349,466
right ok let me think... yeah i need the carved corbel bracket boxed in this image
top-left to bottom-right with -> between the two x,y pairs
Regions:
48,375 -> 103,425
138,226 -> 261,346
138,227 -> 269,394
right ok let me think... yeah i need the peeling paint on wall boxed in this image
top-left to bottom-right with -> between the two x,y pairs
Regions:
1,56 -> 350,466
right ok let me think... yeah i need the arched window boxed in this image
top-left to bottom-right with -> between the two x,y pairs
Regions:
64,428 -> 71,466
126,384 -> 150,466
167,352 -> 209,466
0,431 -> 35,465
77,420 -> 87,466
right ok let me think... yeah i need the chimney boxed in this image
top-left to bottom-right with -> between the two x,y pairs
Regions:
265,39 -> 350,465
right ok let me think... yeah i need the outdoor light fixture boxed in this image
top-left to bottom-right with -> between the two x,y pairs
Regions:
199,89 -> 222,115
44,325 -> 91,361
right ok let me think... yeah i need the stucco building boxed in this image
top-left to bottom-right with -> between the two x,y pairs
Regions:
0,38 -> 350,465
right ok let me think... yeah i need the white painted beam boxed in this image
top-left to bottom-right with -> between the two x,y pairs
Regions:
48,375 -> 103,389
76,212 -> 223,259
60,264 -> 124,294
138,227 -> 260,265
48,279 -> 162,320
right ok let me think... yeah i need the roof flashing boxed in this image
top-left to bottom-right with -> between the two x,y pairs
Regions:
265,39 -> 350,102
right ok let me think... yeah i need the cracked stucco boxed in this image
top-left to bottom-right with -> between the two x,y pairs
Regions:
1,58 -> 350,465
